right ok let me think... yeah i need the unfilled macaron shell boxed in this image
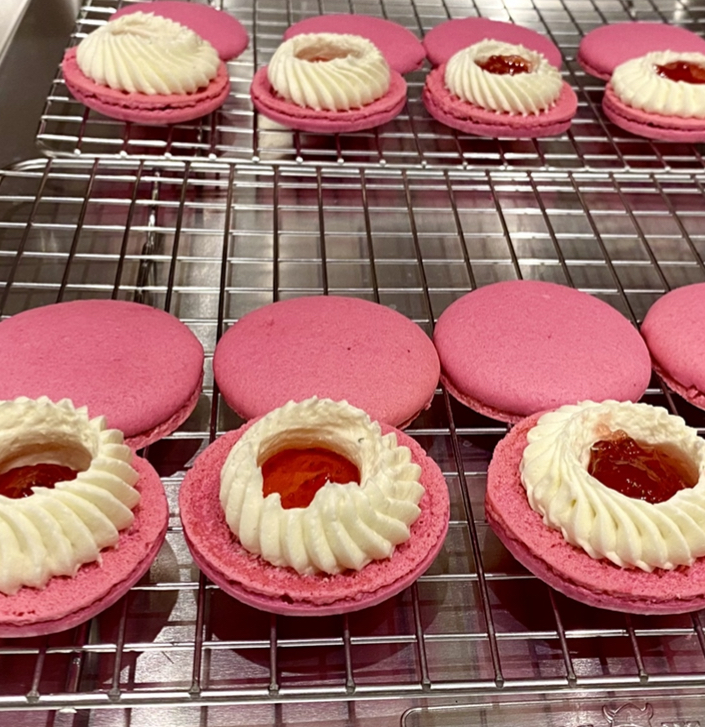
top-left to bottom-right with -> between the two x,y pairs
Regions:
112,0 -> 249,61
213,296 -> 440,428
423,17 -> 563,68
577,22 -> 705,80
179,420 -> 449,616
0,456 -> 168,637
486,413 -> 705,614
0,300 -> 204,449
433,281 -> 651,422
641,283 -> 705,409
282,14 -> 425,74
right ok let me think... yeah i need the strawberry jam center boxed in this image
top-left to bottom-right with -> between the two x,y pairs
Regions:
261,447 -> 360,509
587,430 -> 698,504
476,54 -> 532,75
655,61 -> 705,84
0,463 -> 78,499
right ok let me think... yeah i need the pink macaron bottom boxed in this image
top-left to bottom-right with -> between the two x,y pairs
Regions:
179,420 -> 449,616
422,65 -> 577,138
576,51 -> 611,82
486,413 -> 705,614
126,372 -> 203,451
603,83 -> 705,142
0,457 -> 168,637
652,362 -> 705,412
250,67 -> 407,133
62,48 -> 230,125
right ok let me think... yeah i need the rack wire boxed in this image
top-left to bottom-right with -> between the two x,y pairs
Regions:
36,0 -> 705,172
2,159 -> 705,725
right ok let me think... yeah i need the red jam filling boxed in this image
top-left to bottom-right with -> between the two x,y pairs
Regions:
476,54 -> 532,75
261,447 -> 360,509
0,464 -> 79,499
587,430 -> 698,504
655,61 -> 705,84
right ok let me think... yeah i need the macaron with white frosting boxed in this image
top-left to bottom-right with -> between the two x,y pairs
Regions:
179,398 -> 449,616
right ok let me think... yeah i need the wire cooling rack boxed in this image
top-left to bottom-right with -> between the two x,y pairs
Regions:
2,159 -> 705,725
36,0 -> 705,172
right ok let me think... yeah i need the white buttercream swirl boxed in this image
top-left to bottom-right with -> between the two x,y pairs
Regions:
521,400 -> 705,572
445,39 -> 562,115
0,397 -> 140,596
220,397 -> 424,575
267,33 -> 391,111
611,50 -> 705,119
76,12 -> 220,95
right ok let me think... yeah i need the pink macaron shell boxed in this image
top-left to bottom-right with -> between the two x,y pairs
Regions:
577,22 -> 705,81
213,296 -> 440,429
486,413 -> 705,614
0,300 -> 204,449
423,18 -> 563,69
0,456 -> 168,637
62,48 -> 230,125
251,67 -> 407,133
433,281 -> 652,421
282,15 -> 425,74
641,284 -> 705,409
179,420 -> 449,616
423,66 -> 576,138
112,1 -> 249,61
602,83 -> 705,142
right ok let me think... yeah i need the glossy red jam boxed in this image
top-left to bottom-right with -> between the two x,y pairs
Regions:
0,464 -> 79,499
261,447 -> 360,509
588,430 -> 698,504
655,61 -> 705,84
476,54 -> 532,75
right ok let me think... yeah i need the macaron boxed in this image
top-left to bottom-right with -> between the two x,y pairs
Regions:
486,410 -> 705,614
577,22 -> 705,81
0,455 -> 167,637
213,296 -> 440,428
0,300 -> 204,449
433,281 -> 652,422
62,3 -> 248,125
641,283 -> 705,410
283,15 -> 426,74
179,418 -> 449,616
421,19 -> 576,138
112,1 -> 249,61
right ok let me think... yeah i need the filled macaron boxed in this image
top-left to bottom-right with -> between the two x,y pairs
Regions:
179,398 -> 449,616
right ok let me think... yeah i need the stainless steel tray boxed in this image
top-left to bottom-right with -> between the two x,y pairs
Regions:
1,159 -> 705,725
36,0 -> 705,172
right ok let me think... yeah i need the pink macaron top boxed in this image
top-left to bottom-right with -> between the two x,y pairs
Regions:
179,419 -> 449,616
282,14 -> 425,74
423,17 -> 563,68
0,300 -> 204,444
641,284 -> 705,396
433,280 -> 652,420
112,1 -> 249,61
213,296 -> 440,428
577,22 -> 705,80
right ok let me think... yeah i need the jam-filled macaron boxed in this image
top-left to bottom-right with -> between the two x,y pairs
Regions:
0,300 -> 204,449
486,400 -> 705,614
250,32 -> 408,133
0,397 -> 167,637
641,284 -> 705,409
433,281 -> 651,422
62,7 -> 247,124
213,296 -> 440,429
421,18 -> 576,137
179,398 -> 449,616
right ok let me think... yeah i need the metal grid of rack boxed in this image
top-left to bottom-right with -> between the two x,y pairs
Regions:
2,160 -> 705,725
36,0 -> 705,172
